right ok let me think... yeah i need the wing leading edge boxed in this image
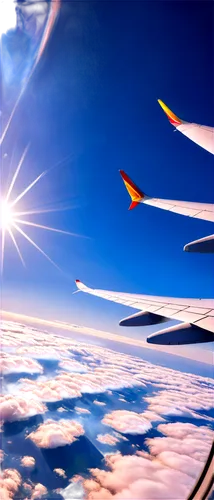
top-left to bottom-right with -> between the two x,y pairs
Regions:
158,100 -> 214,155
120,170 -> 214,253
75,280 -> 214,345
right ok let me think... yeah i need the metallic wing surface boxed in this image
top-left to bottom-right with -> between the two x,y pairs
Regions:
75,280 -> 214,346
158,100 -> 214,155
120,170 -> 214,253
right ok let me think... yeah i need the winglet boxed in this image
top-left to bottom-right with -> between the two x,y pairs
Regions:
75,279 -> 87,291
119,170 -> 145,210
158,99 -> 182,126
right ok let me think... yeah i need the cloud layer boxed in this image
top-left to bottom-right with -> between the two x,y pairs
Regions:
83,422 -> 213,499
1,319 -> 213,500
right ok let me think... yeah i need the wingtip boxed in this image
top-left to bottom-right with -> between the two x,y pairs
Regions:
75,279 -> 87,291
158,99 -> 182,126
183,244 -> 189,252
119,169 -> 125,179
119,170 -> 144,206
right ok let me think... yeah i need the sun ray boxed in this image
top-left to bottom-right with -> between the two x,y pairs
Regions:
0,144 -> 83,271
12,222 -> 61,271
0,61 -> 30,147
5,145 -> 29,203
10,170 -> 47,208
5,144 -> 16,192
10,151 -> 75,210
13,218 -> 82,238
44,152 -> 74,177
8,228 -> 25,267
12,205 -> 76,217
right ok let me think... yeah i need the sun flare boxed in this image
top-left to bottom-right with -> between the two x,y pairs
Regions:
0,147 -> 80,272
0,200 -> 13,230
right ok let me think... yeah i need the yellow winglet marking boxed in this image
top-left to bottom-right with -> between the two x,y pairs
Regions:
123,180 -> 142,202
158,99 -> 182,125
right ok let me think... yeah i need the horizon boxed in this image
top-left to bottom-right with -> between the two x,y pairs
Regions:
2,310 -> 213,368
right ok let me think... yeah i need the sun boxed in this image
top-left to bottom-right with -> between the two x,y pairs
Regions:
0,200 -> 13,230
0,146 -> 81,273
0,0 -> 17,36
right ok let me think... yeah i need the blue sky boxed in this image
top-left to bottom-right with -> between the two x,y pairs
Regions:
1,1 -> 214,351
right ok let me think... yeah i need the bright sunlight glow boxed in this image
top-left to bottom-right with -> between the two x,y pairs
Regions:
0,200 -> 13,229
0,146 -> 81,273
0,0 -> 17,36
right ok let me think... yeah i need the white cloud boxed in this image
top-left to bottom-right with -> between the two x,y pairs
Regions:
75,406 -> 91,414
21,455 -> 36,467
158,422 -> 214,442
28,419 -> 85,448
145,386 -> 214,419
147,422 -> 214,463
54,468 -> 67,479
96,434 -> 120,446
18,376 -> 82,402
102,410 -> 152,435
0,353 -> 43,375
83,422 -> 213,499
155,451 -> 202,479
16,346 -> 66,360
83,454 -> 193,499
59,358 -> 88,373
69,474 -> 83,483
141,411 -> 165,422
0,469 -> 22,500
113,433 -> 128,442
31,483 -> 48,499
0,395 -> 46,422
16,367 -> 141,404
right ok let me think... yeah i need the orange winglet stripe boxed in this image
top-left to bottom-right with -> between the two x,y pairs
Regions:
158,99 -> 182,126
120,170 -> 144,204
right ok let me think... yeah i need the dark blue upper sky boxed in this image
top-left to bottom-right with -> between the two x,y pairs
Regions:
2,1 -> 214,346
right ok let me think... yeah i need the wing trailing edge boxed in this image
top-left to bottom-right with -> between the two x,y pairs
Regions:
119,169 -> 214,252
75,280 -> 214,346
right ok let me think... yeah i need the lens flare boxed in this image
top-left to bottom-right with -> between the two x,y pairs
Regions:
0,200 -> 13,229
0,147 -> 83,273
0,0 -> 61,146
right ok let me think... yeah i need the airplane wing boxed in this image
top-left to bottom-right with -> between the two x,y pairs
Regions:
75,280 -> 214,345
158,100 -> 214,155
120,170 -> 214,253
184,234 -> 214,253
